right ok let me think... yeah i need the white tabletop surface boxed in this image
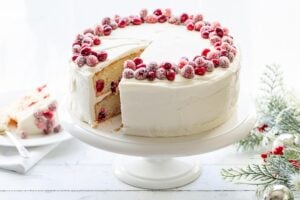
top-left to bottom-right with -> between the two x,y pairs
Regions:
0,139 -> 298,200
1,0 -> 300,199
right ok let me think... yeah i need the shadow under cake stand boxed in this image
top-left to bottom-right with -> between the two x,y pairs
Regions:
60,95 -> 255,189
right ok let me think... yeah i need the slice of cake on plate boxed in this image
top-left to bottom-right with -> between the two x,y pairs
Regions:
1,85 -> 61,138
69,8 -> 240,137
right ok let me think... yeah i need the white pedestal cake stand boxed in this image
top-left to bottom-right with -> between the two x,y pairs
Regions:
60,95 -> 255,189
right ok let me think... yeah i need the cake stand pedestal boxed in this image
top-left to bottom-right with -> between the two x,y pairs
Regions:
60,95 -> 255,189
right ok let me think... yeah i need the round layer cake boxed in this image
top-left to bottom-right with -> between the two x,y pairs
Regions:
69,9 -> 240,137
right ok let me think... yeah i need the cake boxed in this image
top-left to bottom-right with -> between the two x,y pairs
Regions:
0,85 -> 61,138
69,9 -> 240,137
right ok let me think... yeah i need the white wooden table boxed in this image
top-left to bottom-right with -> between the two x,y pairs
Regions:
0,138 -> 299,200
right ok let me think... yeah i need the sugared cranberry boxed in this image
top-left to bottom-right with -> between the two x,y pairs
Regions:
188,61 -> 196,68
140,9 -> 148,19
230,46 -> 237,56
153,9 -> 162,16
98,108 -> 106,122
123,68 -> 135,79
223,27 -> 229,35
123,60 -> 136,70
97,51 -> 108,62
180,13 -> 189,23
195,56 -> 206,67
181,64 -> 195,79
206,60 -> 214,72
195,66 -> 206,76
76,34 -> 84,41
110,22 -> 117,30
53,125 -> 62,133
136,63 -> 146,69
94,24 -> 103,36
166,69 -> 176,81
156,68 -> 166,80
161,62 -> 172,70
72,54 -> 79,62
118,19 -> 127,28
146,61 -> 158,71
209,35 -> 221,45
186,22 -> 195,31
82,37 -> 93,46
215,27 -> 224,37
93,38 -> 101,45
90,51 -> 98,57
158,15 -> 167,23
147,71 -> 156,81
75,56 -> 86,67
72,44 -> 81,54
222,36 -> 233,45
201,31 -> 209,39
85,33 -> 95,39
48,102 -> 57,111
201,48 -> 211,57
207,51 -> 220,60
211,21 -> 221,30
194,21 -> 205,31
193,14 -> 203,22
133,57 -> 143,65
219,56 -> 230,68
43,111 -> 53,119
114,15 -> 121,23
164,8 -> 172,18
171,64 -> 179,74
80,47 -> 91,56
134,68 -> 147,80
132,17 -> 142,25
86,55 -> 99,67
221,42 -> 231,51
95,79 -> 105,93
220,50 -> 228,57
212,59 -> 220,67
145,14 -> 158,23
103,25 -> 112,36
178,58 -> 189,69
168,16 -> 180,24
102,17 -> 111,25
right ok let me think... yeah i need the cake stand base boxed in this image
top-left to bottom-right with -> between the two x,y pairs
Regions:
114,157 -> 201,189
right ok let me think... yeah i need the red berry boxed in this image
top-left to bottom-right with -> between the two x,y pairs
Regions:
146,61 -> 158,71
273,146 -> 284,155
93,38 -> 101,45
166,69 -> 176,81
82,37 -> 93,46
95,79 -> 105,93
147,71 -> 156,81
219,56 -> 230,68
132,17 -> 142,25
201,31 -> 209,39
136,63 -> 146,69
161,62 -> 172,70
181,64 -> 195,79
156,68 -> 167,80
195,66 -> 206,76
164,8 -> 172,18
201,48 -> 211,57
195,21 -> 205,31
80,47 -> 91,56
43,111 -> 53,119
123,68 -> 135,79
207,51 -> 220,60
178,58 -> 189,69
102,17 -> 111,25
140,9 -> 148,19
212,59 -> 220,67
98,108 -> 106,122
75,56 -> 86,67
97,51 -> 108,62
145,14 -> 158,23
72,54 -> 79,62
195,56 -> 206,67
72,44 -> 81,54
123,60 -> 136,70
103,25 -> 112,36
261,153 -> 268,159
133,57 -> 143,65
193,14 -> 203,22
53,125 -> 61,133
94,24 -> 103,36
134,68 -> 147,80
180,13 -> 189,23
118,19 -> 127,28
86,55 -> 99,67
186,22 -> 195,31
216,27 -> 224,37
153,9 -> 162,16
158,15 -> 167,23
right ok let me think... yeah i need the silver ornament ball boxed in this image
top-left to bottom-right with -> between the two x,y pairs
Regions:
263,185 -> 294,200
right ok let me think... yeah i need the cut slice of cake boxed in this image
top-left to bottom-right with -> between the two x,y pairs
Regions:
2,85 -> 61,138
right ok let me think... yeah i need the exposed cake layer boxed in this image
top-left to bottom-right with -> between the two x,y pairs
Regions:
95,93 -> 121,123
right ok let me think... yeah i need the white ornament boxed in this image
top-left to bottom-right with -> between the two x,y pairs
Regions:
291,174 -> 300,190
263,184 -> 294,200
294,135 -> 300,145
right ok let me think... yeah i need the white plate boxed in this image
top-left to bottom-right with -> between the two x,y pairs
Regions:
0,90 -> 72,147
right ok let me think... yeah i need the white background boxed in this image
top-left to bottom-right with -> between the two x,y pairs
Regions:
1,0 -> 300,93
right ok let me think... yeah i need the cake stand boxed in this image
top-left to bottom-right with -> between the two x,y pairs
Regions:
60,94 -> 255,189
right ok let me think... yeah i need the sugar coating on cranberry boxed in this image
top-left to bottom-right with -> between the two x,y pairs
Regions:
186,22 -> 195,31
168,16 -> 180,24
145,14 -> 158,23
136,63 -> 146,69
156,68 -> 166,80
171,64 -> 179,74
193,14 -> 203,22
228,52 -> 235,62
164,8 -> 172,18
178,58 -> 189,69
133,57 -> 143,65
134,68 -> 147,80
207,51 -> 220,60
222,36 -> 233,45
195,21 -> 205,31
94,25 -> 103,36
72,45 -> 81,54
146,61 -> 158,71
118,19 -> 127,28
181,64 -> 195,79
96,79 -> 105,93
195,56 -> 206,67
158,15 -> 167,23
75,56 -> 86,67
180,13 -> 189,23
86,55 -> 99,67
206,60 -> 214,72
219,56 -> 230,68
123,68 -> 135,79
140,9 -> 148,19
103,25 -> 112,36
123,60 -> 136,70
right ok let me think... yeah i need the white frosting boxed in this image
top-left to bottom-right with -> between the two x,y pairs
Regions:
70,23 -> 240,137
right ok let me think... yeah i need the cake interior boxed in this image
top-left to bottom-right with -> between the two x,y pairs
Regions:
93,50 -> 143,124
